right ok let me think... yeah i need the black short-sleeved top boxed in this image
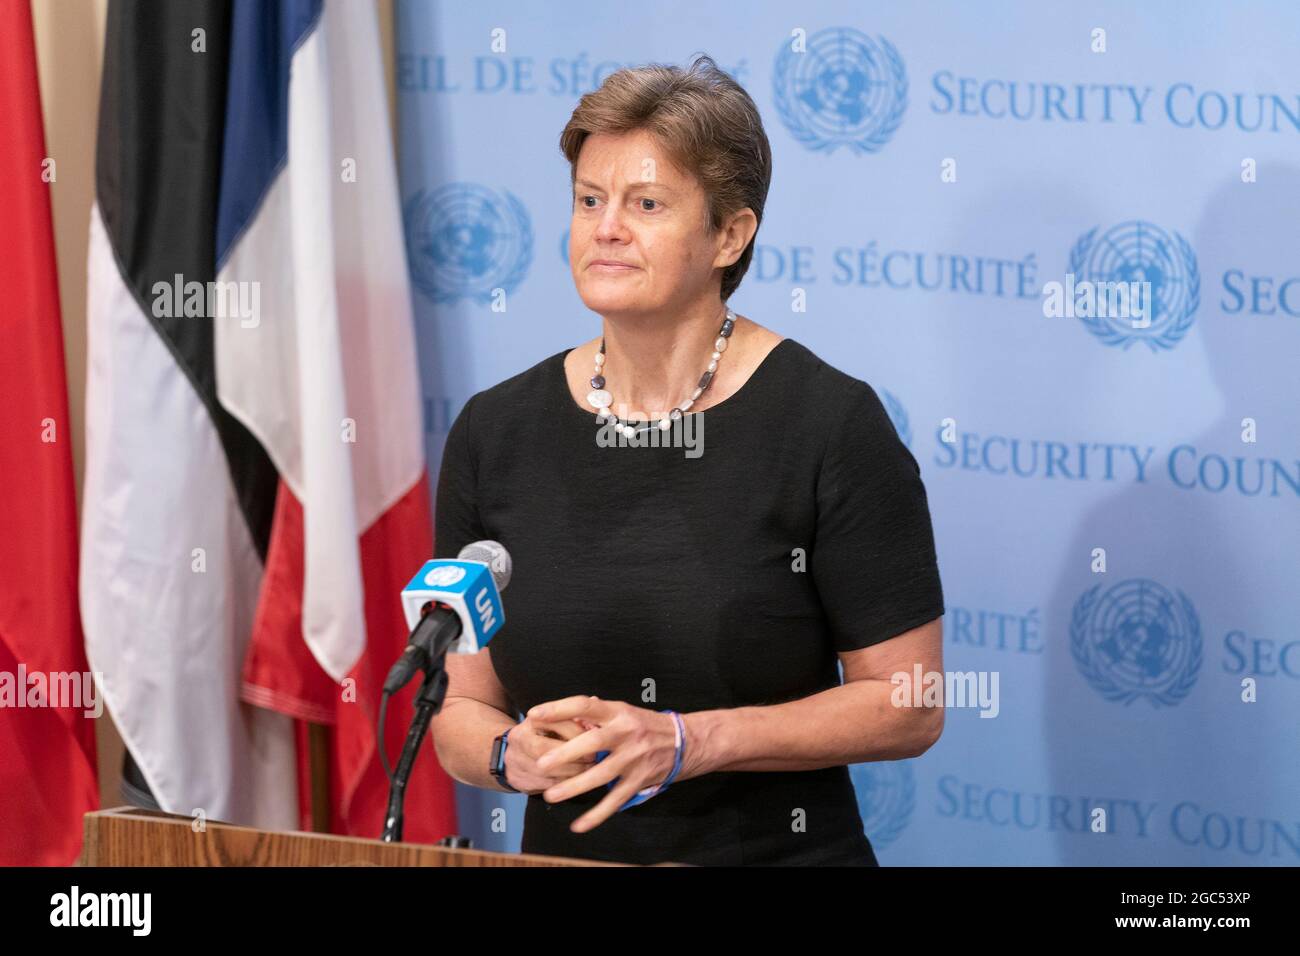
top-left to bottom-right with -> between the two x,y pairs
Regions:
433,337 -> 945,866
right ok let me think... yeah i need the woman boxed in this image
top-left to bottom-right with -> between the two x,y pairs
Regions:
428,54 -> 945,866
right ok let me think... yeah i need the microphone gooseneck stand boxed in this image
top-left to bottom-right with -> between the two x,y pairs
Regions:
381,609 -> 460,843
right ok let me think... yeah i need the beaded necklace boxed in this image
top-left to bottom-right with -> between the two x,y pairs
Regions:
586,307 -> 736,434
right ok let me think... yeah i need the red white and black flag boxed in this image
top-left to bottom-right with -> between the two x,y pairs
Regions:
82,0 -> 456,841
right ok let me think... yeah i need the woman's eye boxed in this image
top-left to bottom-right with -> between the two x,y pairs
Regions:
640,198 -> 658,211
580,195 -> 597,208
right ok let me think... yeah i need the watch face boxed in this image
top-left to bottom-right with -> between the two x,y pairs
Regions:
491,735 -> 505,772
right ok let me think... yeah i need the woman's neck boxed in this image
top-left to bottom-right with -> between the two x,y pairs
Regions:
599,301 -> 729,418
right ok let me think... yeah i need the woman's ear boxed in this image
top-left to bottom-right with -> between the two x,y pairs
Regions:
715,207 -> 758,269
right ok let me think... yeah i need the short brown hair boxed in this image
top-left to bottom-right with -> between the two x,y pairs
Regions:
559,54 -> 772,302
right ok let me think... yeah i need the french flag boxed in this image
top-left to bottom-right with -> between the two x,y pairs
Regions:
83,0 -> 456,841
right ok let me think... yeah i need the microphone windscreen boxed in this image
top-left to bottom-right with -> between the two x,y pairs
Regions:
458,540 -> 513,592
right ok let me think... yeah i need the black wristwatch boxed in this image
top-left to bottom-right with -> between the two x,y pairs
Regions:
490,728 -> 520,792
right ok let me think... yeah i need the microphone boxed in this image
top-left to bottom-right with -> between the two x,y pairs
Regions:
380,540 -> 513,843
383,540 -> 512,694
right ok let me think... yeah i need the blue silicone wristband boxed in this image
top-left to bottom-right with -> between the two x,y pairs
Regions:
594,709 -> 686,811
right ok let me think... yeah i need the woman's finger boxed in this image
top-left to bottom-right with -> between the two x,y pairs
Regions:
527,695 -> 608,722
535,720 -> 612,774
570,774 -> 647,833
541,747 -> 626,803
531,717 -> 588,741
533,737 -> 598,776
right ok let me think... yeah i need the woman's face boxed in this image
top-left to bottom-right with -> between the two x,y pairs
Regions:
569,128 -> 738,319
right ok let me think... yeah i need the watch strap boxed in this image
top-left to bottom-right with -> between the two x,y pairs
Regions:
490,728 -> 520,792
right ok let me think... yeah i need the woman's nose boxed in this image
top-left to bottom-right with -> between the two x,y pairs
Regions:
594,202 -> 629,241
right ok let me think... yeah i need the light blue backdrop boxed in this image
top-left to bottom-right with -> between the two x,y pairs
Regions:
396,0 -> 1300,865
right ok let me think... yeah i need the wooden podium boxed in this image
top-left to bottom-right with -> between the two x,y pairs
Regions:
80,806 -> 639,866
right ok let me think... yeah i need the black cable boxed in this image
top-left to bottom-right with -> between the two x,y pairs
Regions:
378,690 -> 394,783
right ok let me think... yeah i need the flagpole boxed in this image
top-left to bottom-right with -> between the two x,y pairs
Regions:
308,723 -> 331,832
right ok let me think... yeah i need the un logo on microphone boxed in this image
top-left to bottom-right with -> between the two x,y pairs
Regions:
773,27 -> 908,155
404,183 -> 533,304
424,565 -> 466,587
848,760 -> 915,851
1070,578 -> 1203,708
1067,220 -> 1200,351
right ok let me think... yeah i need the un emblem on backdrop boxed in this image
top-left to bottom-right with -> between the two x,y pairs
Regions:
1068,220 -> 1200,351
848,760 -> 915,850
880,388 -> 912,447
1070,578 -> 1203,707
773,27 -> 907,154
403,183 -> 533,304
